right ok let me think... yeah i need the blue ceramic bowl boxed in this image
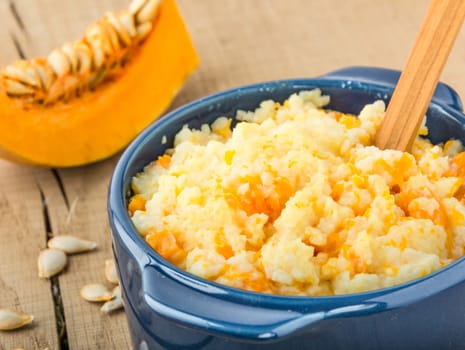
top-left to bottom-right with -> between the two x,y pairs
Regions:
108,67 -> 465,350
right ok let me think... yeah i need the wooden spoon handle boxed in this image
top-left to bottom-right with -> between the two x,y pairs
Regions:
375,0 -> 465,151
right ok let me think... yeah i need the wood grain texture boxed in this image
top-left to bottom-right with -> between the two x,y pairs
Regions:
0,163 -> 59,350
376,0 -> 465,151
1,0 -> 465,349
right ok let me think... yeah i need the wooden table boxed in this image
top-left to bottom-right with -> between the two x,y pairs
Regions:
1,0 -> 465,349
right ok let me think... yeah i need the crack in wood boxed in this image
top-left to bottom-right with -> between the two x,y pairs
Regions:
39,188 -> 69,350
9,32 -> 25,59
8,0 -> 26,33
51,169 -> 70,209
39,188 -> 52,235
51,276 -> 69,350
0,275 -> 20,308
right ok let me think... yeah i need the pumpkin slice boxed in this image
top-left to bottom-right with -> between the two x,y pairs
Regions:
0,0 -> 199,167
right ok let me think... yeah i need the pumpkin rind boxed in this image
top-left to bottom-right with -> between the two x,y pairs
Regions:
0,0 -> 199,167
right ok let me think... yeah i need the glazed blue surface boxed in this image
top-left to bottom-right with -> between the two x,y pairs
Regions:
108,67 -> 465,349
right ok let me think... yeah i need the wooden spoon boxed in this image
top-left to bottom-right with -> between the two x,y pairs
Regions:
375,0 -> 465,152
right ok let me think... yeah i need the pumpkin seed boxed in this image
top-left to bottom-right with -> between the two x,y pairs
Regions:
85,28 -> 108,68
47,235 -> 97,254
102,21 -> 122,53
47,49 -> 71,77
0,308 -> 33,331
106,13 -> 132,47
44,80 -> 66,104
136,0 -> 161,24
62,75 -> 81,101
136,22 -> 152,40
38,248 -> 67,278
100,286 -> 123,313
2,62 -> 39,87
80,283 -> 113,302
61,43 -> 79,74
3,79 -> 36,96
119,12 -> 137,38
104,259 -> 119,285
32,58 -> 54,92
74,41 -> 93,75
128,0 -> 146,17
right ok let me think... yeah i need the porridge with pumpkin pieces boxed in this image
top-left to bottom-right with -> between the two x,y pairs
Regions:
128,90 -> 465,296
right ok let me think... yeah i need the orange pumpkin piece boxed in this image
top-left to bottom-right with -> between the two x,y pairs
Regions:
215,230 -> 234,259
445,152 -> 465,200
396,187 -> 448,226
146,230 -> 186,264
0,0 -> 199,167
155,154 -> 171,169
227,174 -> 293,222
447,151 -> 465,178
128,194 -> 147,216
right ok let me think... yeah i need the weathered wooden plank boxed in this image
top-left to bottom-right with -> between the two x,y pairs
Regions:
0,162 -> 59,350
176,0 -> 465,99
43,160 -> 132,350
0,0 -> 26,65
0,1 -> 59,349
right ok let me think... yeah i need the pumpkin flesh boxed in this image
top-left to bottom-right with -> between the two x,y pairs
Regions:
0,0 -> 199,167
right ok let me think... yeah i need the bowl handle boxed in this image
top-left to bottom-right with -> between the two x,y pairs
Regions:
320,66 -> 463,112
141,264 -> 385,341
